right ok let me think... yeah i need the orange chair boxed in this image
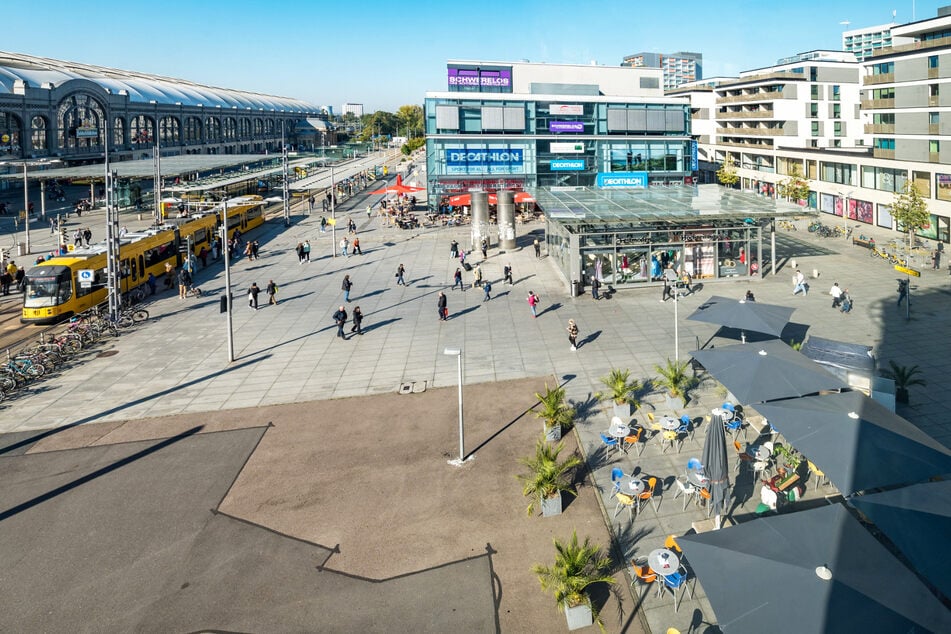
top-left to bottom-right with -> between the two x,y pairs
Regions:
631,557 -> 657,592
664,534 -> 682,554
697,487 -> 713,517
624,427 -> 645,456
637,476 -> 659,515
733,440 -> 755,473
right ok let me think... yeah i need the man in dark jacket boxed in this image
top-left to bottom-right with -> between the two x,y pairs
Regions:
437,291 -> 448,321
333,305 -> 348,338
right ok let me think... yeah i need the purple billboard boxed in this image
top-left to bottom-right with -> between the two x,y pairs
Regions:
448,66 -> 512,89
549,120 -> 584,133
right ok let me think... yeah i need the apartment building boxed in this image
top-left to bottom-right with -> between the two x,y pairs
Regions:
843,23 -> 896,62
622,51 -> 703,91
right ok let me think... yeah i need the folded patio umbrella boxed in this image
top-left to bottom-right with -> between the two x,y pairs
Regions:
679,504 -> 951,634
701,407 -> 730,528
755,391 -> 951,496
687,295 -> 794,340
691,340 -> 849,405
851,480 -> 951,598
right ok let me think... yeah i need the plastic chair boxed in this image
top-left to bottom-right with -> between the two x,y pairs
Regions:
614,491 -> 637,521
624,427 -> 645,456
697,487 -> 713,517
722,402 -> 735,414
631,557 -> 657,593
686,457 -> 703,471
680,414 -> 696,440
808,460 -> 829,490
664,534 -> 682,554
660,564 -> 694,612
724,417 -> 746,440
610,467 -> 625,494
646,412 -> 662,437
675,420 -> 690,452
637,476 -> 659,514
672,477 -> 697,511
600,432 -> 619,456
661,430 -> 679,453
733,440 -> 755,473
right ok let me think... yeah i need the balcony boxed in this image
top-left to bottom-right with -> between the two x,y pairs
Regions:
717,126 -> 793,137
861,98 -> 895,109
930,96 -> 940,107
718,109 -> 774,119
716,92 -> 783,104
864,124 -> 895,134
718,138 -> 775,149
863,73 -> 894,85
873,148 -> 895,159
870,34 -> 951,58
929,68 -> 940,79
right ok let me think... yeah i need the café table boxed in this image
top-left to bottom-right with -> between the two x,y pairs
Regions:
620,476 -> 645,497
648,548 -> 680,576
608,417 -> 631,453
660,416 -> 680,431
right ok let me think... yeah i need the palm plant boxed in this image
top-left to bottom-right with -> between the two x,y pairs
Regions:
533,383 -> 575,439
518,437 -> 582,516
598,368 -> 640,406
882,360 -> 927,404
653,358 -> 696,399
532,530 -> 615,626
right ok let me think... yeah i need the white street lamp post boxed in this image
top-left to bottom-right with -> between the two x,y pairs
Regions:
443,347 -> 466,465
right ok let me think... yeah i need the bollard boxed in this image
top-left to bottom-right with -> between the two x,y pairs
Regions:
812,268 -> 820,279
790,259 -> 797,270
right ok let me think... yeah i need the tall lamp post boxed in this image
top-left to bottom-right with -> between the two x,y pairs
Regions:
0,158 -> 61,254
443,347 -> 468,465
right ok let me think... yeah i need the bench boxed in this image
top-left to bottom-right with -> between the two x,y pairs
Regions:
777,473 -> 800,491
852,238 -> 875,249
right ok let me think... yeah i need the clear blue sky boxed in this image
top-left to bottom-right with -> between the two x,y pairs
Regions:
2,0 -> 945,113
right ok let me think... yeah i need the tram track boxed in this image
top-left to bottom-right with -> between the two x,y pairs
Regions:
0,295 -> 52,353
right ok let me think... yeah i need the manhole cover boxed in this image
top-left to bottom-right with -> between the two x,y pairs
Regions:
97,350 -> 119,358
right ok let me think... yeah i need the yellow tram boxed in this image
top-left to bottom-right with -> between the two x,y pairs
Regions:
22,199 -> 263,324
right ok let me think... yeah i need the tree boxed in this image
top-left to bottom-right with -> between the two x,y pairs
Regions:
890,182 -> 930,248
777,163 -> 810,203
716,154 -> 739,187
395,104 -> 423,138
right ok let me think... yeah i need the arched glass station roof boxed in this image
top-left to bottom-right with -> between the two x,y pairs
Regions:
0,51 -> 317,113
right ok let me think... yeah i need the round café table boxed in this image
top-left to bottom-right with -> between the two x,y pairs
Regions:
648,548 -> 680,576
660,416 -> 680,431
620,476 -> 645,497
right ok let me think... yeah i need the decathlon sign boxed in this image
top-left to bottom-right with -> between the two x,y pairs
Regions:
445,148 -> 525,175
596,171 -> 649,189
551,159 -> 585,171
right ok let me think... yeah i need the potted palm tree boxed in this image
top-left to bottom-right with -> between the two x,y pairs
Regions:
532,531 -> 616,630
654,358 -> 696,410
598,368 -> 640,420
534,383 -> 575,442
518,437 -> 582,517
882,360 -> 927,404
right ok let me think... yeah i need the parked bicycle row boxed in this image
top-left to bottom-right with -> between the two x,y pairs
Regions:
0,303 -> 149,402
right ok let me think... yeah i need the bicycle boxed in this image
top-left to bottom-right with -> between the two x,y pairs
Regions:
777,220 -> 797,231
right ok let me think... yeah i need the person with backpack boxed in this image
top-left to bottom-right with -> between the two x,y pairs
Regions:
266,280 -> 279,305
482,280 -> 492,302
527,290 -> 540,318
248,282 -> 260,310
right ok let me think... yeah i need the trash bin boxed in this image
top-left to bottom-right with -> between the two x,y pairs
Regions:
571,280 -> 583,297
17,243 -> 27,257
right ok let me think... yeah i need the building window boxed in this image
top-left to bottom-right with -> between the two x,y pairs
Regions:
832,104 -> 841,119
834,122 -> 843,137
874,138 -> 895,150
810,85 -> 820,100
811,121 -> 819,137
809,103 -> 818,118
931,112 -> 940,125
31,116 -> 48,151
874,113 -> 896,124
930,84 -> 940,97
809,67 -> 818,82
872,87 -> 895,99
929,55 -> 939,69
832,85 -> 840,101
819,160 -> 856,185
931,140 -> 940,153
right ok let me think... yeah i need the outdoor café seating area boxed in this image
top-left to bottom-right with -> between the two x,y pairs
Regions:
582,294 -> 951,633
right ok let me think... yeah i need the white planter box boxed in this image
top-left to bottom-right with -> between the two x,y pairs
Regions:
564,601 -> 593,630
540,492 -> 563,517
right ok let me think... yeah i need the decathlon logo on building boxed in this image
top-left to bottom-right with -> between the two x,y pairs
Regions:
596,171 -> 649,188
445,148 -> 525,174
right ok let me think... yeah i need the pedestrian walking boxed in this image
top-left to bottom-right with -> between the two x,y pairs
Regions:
840,288 -> 853,313
320,216 -> 327,232
339,236 -> 349,257
366,204 -> 373,220
473,264 -> 483,288
503,263 -> 513,285
459,249 -> 467,266
178,267 -> 191,300
452,267 -> 464,291
266,279 -> 279,305
395,264 -> 406,286
303,240 -> 311,262
527,290 -> 539,318
437,291 -> 448,321
332,305 -> 348,339
897,279 -> 909,307
244,241 -> 254,260
49,217 -> 55,234
296,242 -> 305,263
198,245 -> 208,268
533,238 -> 541,258
342,274 -> 353,302
792,269 -> 808,296
350,306 -> 364,335
933,248 -> 941,270
483,280 -> 492,302
591,275 -> 601,301
248,282 -> 260,310
480,238 -> 488,259
450,240 -> 459,259
352,236 -> 362,255
251,241 -> 260,260
567,319 -> 579,351
829,282 -> 843,308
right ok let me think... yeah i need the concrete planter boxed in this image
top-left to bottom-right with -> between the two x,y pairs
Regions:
664,393 -> 686,411
544,424 -> 562,442
564,601 -> 593,630
540,492 -> 562,517
612,401 -> 632,420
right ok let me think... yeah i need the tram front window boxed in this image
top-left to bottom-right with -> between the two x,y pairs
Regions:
24,274 -> 71,308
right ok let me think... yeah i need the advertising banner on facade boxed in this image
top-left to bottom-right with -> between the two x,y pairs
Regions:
447,66 -> 512,89
551,159 -> 585,171
549,121 -> 584,133
690,141 -> 698,171
551,142 -> 585,153
596,171 -> 648,188
445,147 -> 525,175
549,104 -> 583,115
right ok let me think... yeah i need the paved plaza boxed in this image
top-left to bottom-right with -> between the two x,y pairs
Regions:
1,179 -> 950,632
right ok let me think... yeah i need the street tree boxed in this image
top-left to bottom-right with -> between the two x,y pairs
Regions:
890,182 -> 930,248
777,164 -> 810,203
717,154 -> 739,187
395,105 -> 423,138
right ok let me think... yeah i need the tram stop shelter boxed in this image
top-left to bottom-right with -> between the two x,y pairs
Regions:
535,184 -> 811,294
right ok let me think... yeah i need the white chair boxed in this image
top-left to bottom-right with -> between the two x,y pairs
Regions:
672,477 -> 697,511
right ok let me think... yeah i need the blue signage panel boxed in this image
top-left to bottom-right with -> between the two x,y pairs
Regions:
690,141 -> 698,172
445,148 -> 525,175
596,171 -> 649,188
551,159 -> 585,171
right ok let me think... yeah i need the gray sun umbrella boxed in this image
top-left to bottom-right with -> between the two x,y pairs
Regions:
687,295 -> 795,341
756,391 -> 951,496
691,340 -> 849,405
678,504 -> 951,634
851,480 -> 951,598
701,406 -> 730,528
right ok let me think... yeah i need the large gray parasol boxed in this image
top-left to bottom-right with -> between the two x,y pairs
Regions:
679,504 -> 951,634
687,295 -> 795,341
755,391 -> 951,496
691,340 -> 849,405
701,407 -> 730,528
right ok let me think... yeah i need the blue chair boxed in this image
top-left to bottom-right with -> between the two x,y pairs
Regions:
675,419 -> 691,452
660,565 -> 695,612
724,417 -> 747,440
600,433 -> 619,456
680,414 -> 695,440
610,467 -> 624,494
686,457 -> 703,472
722,402 -> 736,414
